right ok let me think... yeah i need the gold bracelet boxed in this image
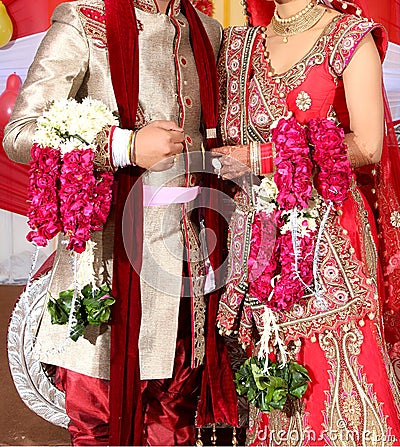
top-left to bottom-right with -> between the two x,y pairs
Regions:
127,130 -> 133,163
130,130 -> 138,165
249,142 -> 255,173
255,141 -> 261,175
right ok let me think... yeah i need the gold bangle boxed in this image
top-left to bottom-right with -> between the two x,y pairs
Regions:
255,141 -> 261,174
127,131 -> 133,163
249,142 -> 255,173
130,130 -> 138,165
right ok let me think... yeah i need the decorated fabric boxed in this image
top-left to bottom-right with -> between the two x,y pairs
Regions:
217,11 -> 400,445
217,14 -> 386,342
104,0 -> 237,443
3,0 -> 236,443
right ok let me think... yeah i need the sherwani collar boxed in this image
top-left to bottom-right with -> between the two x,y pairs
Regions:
134,0 -> 181,16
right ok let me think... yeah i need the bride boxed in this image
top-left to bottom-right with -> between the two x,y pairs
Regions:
214,0 -> 400,444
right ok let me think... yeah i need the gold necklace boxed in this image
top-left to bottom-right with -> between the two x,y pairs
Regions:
272,1 -> 326,43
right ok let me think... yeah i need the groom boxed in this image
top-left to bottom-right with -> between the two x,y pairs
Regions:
3,0 -> 237,444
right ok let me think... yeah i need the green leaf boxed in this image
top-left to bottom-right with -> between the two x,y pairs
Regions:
234,357 -> 311,414
46,283 -> 115,341
47,299 -> 70,325
289,361 -> 310,378
47,291 -> 74,325
290,383 -> 308,399
69,320 -> 87,342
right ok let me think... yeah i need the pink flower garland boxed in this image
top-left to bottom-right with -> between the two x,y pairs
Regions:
27,144 -> 62,247
60,149 -> 96,253
248,117 -> 314,311
248,212 -> 279,302
27,147 -> 113,253
247,117 -> 351,313
307,118 -> 352,205
91,171 -> 114,231
272,117 -> 313,210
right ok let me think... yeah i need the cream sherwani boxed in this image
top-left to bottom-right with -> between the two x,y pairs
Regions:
3,0 -> 222,380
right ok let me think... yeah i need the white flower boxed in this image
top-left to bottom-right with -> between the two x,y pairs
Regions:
33,97 -> 119,154
259,176 -> 278,200
280,209 -> 318,237
253,175 -> 279,214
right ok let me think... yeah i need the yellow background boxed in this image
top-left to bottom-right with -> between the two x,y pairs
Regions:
213,0 -> 246,27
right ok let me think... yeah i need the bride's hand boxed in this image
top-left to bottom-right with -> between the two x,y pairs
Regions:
210,144 -> 251,180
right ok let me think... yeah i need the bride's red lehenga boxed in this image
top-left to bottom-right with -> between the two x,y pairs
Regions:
217,1 -> 400,445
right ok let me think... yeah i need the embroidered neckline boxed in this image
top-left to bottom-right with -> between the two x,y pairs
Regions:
134,0 -> 181,16
265,13 -> 353,80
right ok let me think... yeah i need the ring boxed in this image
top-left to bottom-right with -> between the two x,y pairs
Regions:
212,157 -> 222,178
173,155 -> 178,164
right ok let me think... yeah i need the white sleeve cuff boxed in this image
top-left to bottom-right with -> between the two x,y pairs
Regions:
111,127 -> 133,168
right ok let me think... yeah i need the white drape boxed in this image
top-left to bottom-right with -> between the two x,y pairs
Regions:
0,32 -> 45,93
0,209 -> 53,284
383,42 -> 400,123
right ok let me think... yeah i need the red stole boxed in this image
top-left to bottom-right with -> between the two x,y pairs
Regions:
104,0 -> 238,444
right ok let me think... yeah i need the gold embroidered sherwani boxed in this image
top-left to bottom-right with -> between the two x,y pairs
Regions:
3,0 -> 222,380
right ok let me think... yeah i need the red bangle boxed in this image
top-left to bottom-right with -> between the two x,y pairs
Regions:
260,142 -> 274,175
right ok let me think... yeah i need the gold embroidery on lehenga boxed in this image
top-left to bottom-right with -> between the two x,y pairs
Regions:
320,322 -> 393,447
390,211 -> 400,229
341,371 -> 362,429
351,188 -> 378,282
329,16 -> 376,76
295,91 -> 312,111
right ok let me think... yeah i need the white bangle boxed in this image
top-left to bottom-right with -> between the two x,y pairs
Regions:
112,127 -> 133,168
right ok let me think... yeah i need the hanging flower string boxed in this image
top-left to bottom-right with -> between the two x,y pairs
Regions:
271,117 -> 315,310
26,97 -> 118,341
91,171 -> 114,231
307,117 -> 352,204
272,117 -> 313,211
247,116 -> 315,314
59,149 -> 114,253
236,117 -> 352,409
26,97 -> 118,253
307,118 -> 353,305
27,144 -> 62,247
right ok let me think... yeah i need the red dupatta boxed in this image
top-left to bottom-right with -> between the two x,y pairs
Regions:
104,0 -> 238,444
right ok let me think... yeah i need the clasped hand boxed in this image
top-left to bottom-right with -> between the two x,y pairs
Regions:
210,144 -> 251,180
134,120 -> 184,171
